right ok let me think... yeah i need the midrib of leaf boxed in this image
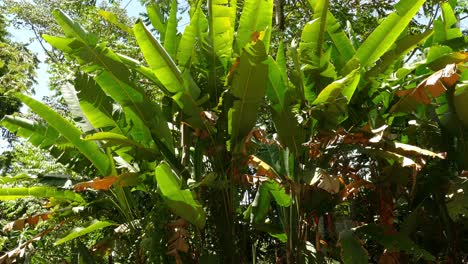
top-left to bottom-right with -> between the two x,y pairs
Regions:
134,20 -> 189,97
315,0 -> 327,60
207,0 -> 220,101
15,94 -> 111,176
80,44 -> 148,128
237,0 -> 273,52
235,60 -> 255,141
343,0 -> 426,73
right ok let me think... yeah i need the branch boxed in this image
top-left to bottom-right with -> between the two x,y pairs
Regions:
30,24 -> 59,64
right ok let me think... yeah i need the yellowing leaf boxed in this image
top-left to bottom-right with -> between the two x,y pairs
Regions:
248,155 -> 280,179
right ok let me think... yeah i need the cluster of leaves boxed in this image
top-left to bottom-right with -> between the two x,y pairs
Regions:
0,0 -> 467,263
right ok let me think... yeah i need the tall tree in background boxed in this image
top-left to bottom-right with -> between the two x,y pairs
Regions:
0,13 -> 38,171
0,14 -> 37,120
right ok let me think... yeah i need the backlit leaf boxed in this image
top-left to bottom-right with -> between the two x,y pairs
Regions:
342,0 -> 426,73
229,40 -> 268,150
54,220 -> 117,246
236,0 -> 273,53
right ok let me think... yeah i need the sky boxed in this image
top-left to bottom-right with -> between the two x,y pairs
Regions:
0,0 -> 146,152
7,0 -> 146,101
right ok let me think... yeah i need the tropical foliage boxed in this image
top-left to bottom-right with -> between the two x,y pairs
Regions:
1,0 -> 467,263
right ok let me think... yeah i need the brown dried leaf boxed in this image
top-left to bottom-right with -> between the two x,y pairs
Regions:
396,63 -> 460,104
248,155 -> 279,179
3,212 -> 50,232
74,176 -> 118,192
233,174 -> 271,185
393,142 -> 446,159
379,187 -> 395,230
0,227 -> 54,264
166,219 -> 190,263
379,250 -> 400,264
311,168 -> 340,194
251,31 -> 261,42
340,179 -> 375,200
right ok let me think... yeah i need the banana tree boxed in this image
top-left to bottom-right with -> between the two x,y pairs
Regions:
2,0 -> 467,263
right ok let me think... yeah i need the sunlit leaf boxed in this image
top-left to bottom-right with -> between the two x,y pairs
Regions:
155,162 -> 206,229
236,0 -> 273,53
54,220 -> 117,246
15,93 -> 111,176
0,187 -> 84,203
229,40 -> 268,150
98,10 -> 133,35
342,0 -> 426,73
209,0 -> 237,68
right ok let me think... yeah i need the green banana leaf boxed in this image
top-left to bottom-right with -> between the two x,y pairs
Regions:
0,186 -> 84,203
0,174 -> 34,184
155,162 -> 206,229
98,10 -> 133,35
133,20 -> 205,129
308,0 -> 355,62
250,179 -> 291,224
433,3 -> 462,43
2,115 -> 60,148
366,30 -> 433,78
177,0 -> 208,68
236,0 -> 273,53
43,13 -> 166,149
342,0 -> 426,73
311,69 -> 360,128
209,0 -> 237,69
83,132 -> 140,146
356,224 -> 435,261
73,73 -> 123,134
275,41 -> 288,85
147,2 -> 167,41
15,93 -> 111,176
83,132 -> 158,157
51,9 -> 97,46
115,53 -> 166,90
1,115 -> 93,172
54,220 -> 117,246
299,0 -> 337,101
94,71 -> 173,150
60,82 -> 94,133
42,35 -> 131,80
312,69 -> 360,105
266,57 -> 302,153
134,20 -> 191,96
228,40 -> 268,151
